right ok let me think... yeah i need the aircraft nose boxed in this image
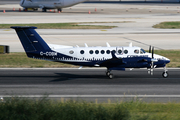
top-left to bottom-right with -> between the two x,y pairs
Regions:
166,59 -> 170,63
164,57 -> 170,64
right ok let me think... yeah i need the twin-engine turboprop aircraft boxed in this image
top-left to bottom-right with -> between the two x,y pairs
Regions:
11,26 -> 170,79
20,0 -> 87,12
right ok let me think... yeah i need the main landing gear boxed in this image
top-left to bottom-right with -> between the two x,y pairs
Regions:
42,8 -> 62,12
58,8 -> 62,12
42,8 -> 47,12
106,70 -> 114,79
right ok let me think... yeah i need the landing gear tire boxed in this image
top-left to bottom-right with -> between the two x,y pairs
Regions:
108,73 -> 114,79
162,72 -> 168,78
106,72 -> 110,76
58,8 -> 62,12
42,8 -> 47,12
33,8 -> 38,11
24,8 -> 28,11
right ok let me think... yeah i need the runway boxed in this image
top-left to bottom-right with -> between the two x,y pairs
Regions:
0,68 -> 180,102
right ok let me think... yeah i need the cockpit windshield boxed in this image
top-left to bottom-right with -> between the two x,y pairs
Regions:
140,49 -> 146,54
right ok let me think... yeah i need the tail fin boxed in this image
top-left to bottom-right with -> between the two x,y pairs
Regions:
11,26 -> 51,52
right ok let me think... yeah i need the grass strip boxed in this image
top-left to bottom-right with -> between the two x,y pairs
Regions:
0,50 -> 179,68
153,21 -> 180,29
0,52 -> 76,68
0,97 -> 130,120
0,23 -> 116,29
1,97 -> 180,120
155,50 -> 180,68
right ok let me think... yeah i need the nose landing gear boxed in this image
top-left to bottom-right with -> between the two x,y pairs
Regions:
147,66 -> 169,78
162,67 -> 169,78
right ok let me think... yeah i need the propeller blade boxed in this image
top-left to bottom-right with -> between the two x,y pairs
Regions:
151,61 -> 154,75
149,45 -> 151,53
152,46 -> 154,58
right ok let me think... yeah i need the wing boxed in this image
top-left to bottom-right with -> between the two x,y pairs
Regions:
97,51 -> 126,68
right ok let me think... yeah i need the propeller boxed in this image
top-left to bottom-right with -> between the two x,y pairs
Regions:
148,46 -> 156,75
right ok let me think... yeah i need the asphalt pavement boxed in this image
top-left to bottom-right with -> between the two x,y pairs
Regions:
0,68 -> 180,102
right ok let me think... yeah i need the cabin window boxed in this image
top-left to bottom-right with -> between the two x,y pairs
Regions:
80,50 -> 84,54
101,50 -> 105,54
106,50 -> 110,54
69,50 -> 74,54
89,50 -> 93,54
118,49 -> 122,54
95,50 -> 99,54
134,49 -> 139,54
124,50 -> 128,54
140,49 -> 146,54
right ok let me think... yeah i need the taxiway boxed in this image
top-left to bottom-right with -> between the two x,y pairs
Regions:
1,3 -> 180,51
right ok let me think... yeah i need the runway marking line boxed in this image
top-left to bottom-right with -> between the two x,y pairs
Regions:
1,95 -> 180,98
0,68 -> 179,70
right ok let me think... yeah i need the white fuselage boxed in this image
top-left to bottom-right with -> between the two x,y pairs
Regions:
47,44 -> 170,63
20,0 -> 87,9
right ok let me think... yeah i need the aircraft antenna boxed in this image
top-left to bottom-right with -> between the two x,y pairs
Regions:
129,42 -> 132,47
106,42 -> 111,47
123,37 -> 163,50
85,43 -> 88,47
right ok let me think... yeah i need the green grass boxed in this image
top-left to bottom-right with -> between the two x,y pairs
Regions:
0,53 -> 76,68
0,97 -> 130,120
0,50 -> 179,68
153,21 -> 180,29
0,23 -> 116,29
1,97 -> 180,120
154,50 -> 180,68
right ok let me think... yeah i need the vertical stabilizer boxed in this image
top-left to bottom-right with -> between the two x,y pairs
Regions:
11,26 -> 51,52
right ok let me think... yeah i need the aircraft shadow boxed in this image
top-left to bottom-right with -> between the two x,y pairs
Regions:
0,10 -> 92,14
48,72 -> 180,85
